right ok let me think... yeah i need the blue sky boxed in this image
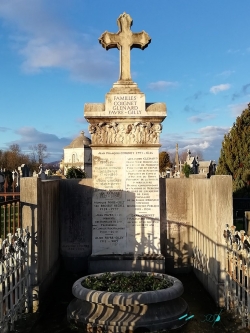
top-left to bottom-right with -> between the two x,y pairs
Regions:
0,0 -> 250,163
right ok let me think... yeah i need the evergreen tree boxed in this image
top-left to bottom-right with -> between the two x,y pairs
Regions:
182,163 -> 192,178
216,104 -> 250,196
66,167 -> 86,179
159,151 -> 171,173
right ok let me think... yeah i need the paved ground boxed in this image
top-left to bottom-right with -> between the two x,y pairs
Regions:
13,269 -> 250,333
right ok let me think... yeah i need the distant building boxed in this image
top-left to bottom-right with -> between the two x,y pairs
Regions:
185,149 -> 199,174
198,160 -> 216,178
159,144 -> 216,179
185,149 -> 216,178
61,131 -> 92,177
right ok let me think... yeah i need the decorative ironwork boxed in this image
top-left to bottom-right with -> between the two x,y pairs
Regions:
0,228 -> 31,332
192,246 -> 209,275
224,224 -> 250,328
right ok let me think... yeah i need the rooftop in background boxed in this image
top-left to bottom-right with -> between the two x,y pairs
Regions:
64,131 -> 91,149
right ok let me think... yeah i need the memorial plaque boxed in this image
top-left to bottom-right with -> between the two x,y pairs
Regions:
105,93 -> 146,117
92,148 -> 161,255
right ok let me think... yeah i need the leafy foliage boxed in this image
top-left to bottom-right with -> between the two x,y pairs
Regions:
182,163 -> 192,178
0,144 -> 30,171
159,151 -> 171,172
66,167 -> 86,179
82,272 -> 173,292
0,143 -> 50,172
216,106 -> 250,197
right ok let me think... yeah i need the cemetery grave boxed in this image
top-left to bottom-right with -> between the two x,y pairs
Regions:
4,10 -> 249,333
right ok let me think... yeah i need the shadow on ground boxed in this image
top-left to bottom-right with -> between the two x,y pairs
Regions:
13,269 -> 250,333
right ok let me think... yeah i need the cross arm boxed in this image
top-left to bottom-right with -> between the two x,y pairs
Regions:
99,31 -> 120,50
131,31 -> 151,50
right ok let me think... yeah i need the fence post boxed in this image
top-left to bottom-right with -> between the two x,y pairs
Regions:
245,211 -> 250,235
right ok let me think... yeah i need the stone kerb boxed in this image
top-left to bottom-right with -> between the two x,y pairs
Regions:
72,271 -> 184,305
68,271 -> 188,331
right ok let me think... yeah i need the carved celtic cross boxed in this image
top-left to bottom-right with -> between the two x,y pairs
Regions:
99,12 -> 151,82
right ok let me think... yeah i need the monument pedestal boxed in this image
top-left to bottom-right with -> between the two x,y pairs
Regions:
88,254 -> 165,274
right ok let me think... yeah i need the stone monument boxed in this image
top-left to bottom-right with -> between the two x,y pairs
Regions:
85,12 -> 166,273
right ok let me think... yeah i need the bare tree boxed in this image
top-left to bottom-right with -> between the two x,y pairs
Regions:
192,149 -> 204,161
29,144 -> 49,164
9,144 -> 21,154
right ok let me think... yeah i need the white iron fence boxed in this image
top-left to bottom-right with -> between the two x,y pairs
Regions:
0,228 -> 31,333
224,224 -> 250,328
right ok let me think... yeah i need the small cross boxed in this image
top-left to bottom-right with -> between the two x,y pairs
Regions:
99,13 -> 151,82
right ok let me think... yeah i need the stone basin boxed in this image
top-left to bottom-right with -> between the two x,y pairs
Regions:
67,271 -> 188,332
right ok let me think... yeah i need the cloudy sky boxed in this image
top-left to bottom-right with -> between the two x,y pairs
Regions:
0,0 -> 249,162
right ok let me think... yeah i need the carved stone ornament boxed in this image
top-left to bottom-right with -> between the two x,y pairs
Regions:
99,12 -> 151,82
88,122 -> 162,145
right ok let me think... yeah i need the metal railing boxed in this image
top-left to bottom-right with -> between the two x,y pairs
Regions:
224,225 -> 250,328
0,229 -> 31,333
0,200 -> 21,240
0,177 -> 21,240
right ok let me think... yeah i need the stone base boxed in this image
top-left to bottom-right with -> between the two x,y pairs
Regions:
109,80 -> 142,93
88,254 -> 165,274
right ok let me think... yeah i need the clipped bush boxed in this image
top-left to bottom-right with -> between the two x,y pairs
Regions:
66,167 -> 86,179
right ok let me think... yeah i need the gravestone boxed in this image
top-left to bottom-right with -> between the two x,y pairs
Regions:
18,164 -> 30,177
85,13 -> 166,273
38,164 -> 46,180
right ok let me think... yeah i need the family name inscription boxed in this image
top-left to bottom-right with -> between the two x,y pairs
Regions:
84,12 -> 166,272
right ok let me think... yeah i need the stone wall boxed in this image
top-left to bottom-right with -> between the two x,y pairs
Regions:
60,178 -> 93,273
160,175 -> 232,306
21,178 -> 60,311
21,177 -> 93,310
160,178 -> 193,273
20,175 -> 232,309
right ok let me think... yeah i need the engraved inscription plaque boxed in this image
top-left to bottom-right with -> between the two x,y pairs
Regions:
92,149 -> 160,255
105,94 -> 146,117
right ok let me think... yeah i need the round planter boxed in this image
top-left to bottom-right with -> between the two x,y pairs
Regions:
67,271 -> 188,332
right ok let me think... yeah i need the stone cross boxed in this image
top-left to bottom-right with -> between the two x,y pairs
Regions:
99,12 -> 151,82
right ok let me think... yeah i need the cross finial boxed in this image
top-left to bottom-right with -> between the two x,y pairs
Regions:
99,13 -> 151,83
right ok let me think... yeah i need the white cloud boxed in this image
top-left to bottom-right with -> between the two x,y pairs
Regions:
210,84 -> 231,94
3,126 -> 93,161
188,113 -> 216,123
0,1 -> 117,82
148,81 -> 178,91
228,102 -> 249,117
216,70 -> 235,78
4,127 -> 70,160
160,125 -> 230,162
198,126 -> 229,136
227,49 -> 240,54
